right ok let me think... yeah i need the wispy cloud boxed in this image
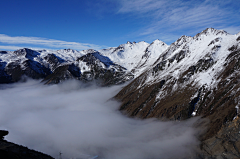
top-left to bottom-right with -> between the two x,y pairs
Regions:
220,26 -> 240,35
117,0 -> 167,14
0,45 -> 46,51
0,34 -> 106,51
0,45 -> 26,51
117,0 -> 240,43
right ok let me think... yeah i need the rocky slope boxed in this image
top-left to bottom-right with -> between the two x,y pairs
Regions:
115,28 -> 240,158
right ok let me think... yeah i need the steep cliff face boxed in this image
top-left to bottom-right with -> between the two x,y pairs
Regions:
115,28 -> 240,158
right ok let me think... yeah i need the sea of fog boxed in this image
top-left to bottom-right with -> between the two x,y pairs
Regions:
0,79 -> 201,159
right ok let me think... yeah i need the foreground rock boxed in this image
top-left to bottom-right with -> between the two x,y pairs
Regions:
0,130 -> 53,159
0,130 -> 8,139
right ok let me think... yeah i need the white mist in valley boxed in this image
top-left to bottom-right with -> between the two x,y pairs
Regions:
0,80 -> 201,159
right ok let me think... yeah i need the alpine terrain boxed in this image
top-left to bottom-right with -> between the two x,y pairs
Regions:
115,28 -> 240,159
0,28 -> 240,158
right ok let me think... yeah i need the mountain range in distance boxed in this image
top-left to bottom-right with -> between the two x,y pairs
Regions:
0,28 -> 240,159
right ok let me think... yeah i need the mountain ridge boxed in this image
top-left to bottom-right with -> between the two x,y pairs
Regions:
115,28 -> 240,158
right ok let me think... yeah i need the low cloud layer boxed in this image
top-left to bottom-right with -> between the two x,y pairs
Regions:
0,80 -> 201,159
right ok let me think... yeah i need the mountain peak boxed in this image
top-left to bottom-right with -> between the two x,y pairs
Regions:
56,49 -> 81,54
195,28 -> 229,38
175,35 -> 192,45
16,48 -> 33,53
82,49 -> 98,54
13,48 -> 39,59
204,28 -> 228,34
152,39 -> 166,45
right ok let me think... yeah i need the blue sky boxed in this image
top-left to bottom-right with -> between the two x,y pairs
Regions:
0,0 -> 240,51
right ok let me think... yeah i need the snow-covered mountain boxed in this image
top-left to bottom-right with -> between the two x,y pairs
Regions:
0,48 -> 133,85
99,40 -> 168,76
115,28 -> 240,158
99,41 -> 150,70
0,38 -> 169,84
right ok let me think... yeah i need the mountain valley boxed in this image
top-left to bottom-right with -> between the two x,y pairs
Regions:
0,28 -> 240,159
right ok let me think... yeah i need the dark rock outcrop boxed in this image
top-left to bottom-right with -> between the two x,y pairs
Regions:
0,130 -> 8,139
0,130 -> 53,159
